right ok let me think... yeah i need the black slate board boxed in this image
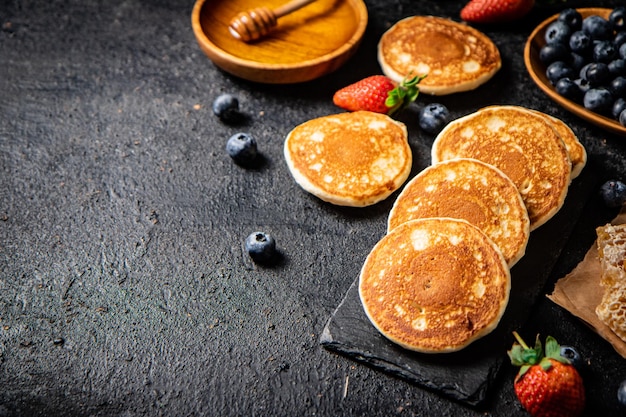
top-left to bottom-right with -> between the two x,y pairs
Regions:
320,168 -> 599,407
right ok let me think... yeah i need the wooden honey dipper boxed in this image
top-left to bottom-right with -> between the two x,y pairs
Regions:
228,0 -> 317,42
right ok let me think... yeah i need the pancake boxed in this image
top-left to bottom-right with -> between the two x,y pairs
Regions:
388,158 -> 529,267
359,217 -> 511,353
378,16 -> 501,95
530,110 -> 587,180
284,111 -> 412,207
432,106 -> 571,230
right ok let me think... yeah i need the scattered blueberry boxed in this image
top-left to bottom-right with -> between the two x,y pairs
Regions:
226,132 -> 258,165
245,231 -> 276,263
558,8 -> 583,31
618,379 -> 626,406
418,103 -> 450,134
582,15 -> 612,40
600,180 -> 626,208
583,87 -> 613,114
610,7 -> 626,31
560,345 -> 584,370
621,108 -> 626,127
546,61 -> 574,85
212,93 -> 240,123
545,21 -> 572,45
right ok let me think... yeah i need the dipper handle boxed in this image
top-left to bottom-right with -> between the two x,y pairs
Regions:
229,0 -> 317,42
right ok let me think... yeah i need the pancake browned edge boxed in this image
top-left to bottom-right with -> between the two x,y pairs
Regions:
388,158 -> 530,267
359,218 -> 511,353
284,111 -> 412,207
432,106 -> 571,231
378,15 -> 501,95
530,110 -> 587,179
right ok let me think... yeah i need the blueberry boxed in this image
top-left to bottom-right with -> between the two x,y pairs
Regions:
545,21 -> 572,45
568,52 -> 586,72
612,97 -> 626,119
618,379 -> 626,406
615,31 -> 626,48
620,43 -> 626,60
558,8 -> 583,31
579,62 -> 594,79
610,7 -> 626,32
610,76 -> 626,98
418,103 -> 450,134
245,231 -> 276,263
212,93 -> 240,123
226,132 -> 258,165
600,180 -> 626,208
555,78 -> 583,102
621,108 -> 626,127
609,59 -> 626,76
582,15 -> 613,40
546,61 -> 574,85
574,78 -> 591,95
569,30 -> 592,55
594,40 -> 618,63
583,87 -> 613,114
560,345 -> 584,370
585,62 -> 611,86
539,43 -> 570,65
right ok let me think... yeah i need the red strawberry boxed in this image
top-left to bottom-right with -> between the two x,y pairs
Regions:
460,0 -> 535,24
333,74 -> 425,116
508,332 -> 585,417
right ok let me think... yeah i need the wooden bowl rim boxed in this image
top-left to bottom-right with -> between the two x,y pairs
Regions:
191,0 -> 368,78
524,7 -> 626,136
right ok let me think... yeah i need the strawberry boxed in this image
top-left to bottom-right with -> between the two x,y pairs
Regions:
508,332 -> 585,417
460,0 -> 535,24
333,74 -> 425,116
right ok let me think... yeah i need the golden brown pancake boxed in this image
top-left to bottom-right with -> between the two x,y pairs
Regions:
284,111 -> 412,207
432,106 -> 571,230
378,16 -> 501,95
359,217 -> 511,353
388,158 -> 529,267
530,110 -> 587,180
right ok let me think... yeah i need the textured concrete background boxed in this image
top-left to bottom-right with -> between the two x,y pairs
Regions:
1,0 -> 626,416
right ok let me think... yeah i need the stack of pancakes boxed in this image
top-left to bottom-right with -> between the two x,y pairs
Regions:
360,105 -> 586,353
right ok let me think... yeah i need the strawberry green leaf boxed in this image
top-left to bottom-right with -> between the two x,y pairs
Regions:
545,336 -> 560,358
539,357 -> 554,371
385,73 -> 427,116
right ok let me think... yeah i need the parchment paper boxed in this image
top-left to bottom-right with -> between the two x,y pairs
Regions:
548,211 -> 626,359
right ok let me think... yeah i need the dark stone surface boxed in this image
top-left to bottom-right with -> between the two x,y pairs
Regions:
1,1 -> 626,416
321,169 -> 598,407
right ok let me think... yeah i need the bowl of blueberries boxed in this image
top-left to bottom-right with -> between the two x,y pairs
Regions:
524,7 -> 626,136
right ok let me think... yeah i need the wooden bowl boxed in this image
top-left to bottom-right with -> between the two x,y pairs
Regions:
524,8 -> 626,136
191,0 -> 368,84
